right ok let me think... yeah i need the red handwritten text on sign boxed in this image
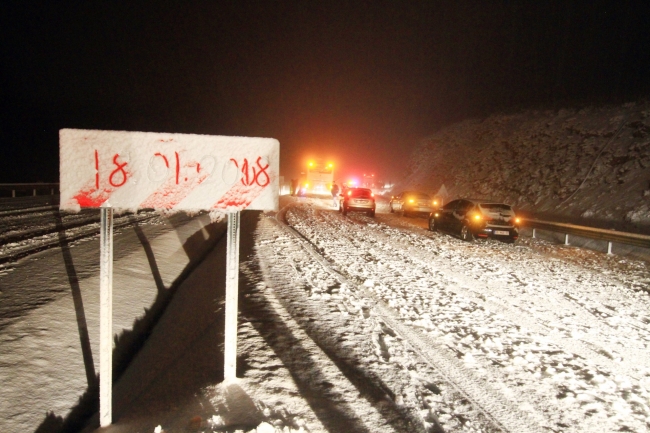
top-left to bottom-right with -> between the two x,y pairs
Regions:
60,130 -> 279,211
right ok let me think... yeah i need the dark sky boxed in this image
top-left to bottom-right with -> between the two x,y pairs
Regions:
1,1 -> 649,183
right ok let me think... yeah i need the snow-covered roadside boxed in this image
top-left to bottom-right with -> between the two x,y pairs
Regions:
0,212 -> 225,433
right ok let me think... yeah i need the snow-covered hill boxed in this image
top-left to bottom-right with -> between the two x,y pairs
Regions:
396,101 -> 650,232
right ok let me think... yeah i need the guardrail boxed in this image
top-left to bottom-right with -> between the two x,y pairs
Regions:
0,183 -> 59,197
522,218 -> 650,254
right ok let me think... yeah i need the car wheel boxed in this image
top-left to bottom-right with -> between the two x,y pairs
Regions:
342,207 -> 348,216
389,204 -> 394,213
460,224 -> 474,242
368,210 -> 375,217
428,217 -> 437,232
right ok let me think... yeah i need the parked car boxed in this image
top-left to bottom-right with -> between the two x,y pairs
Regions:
428,198 -> 520,242
389,191 -> 436,217
340,188 -> 376,217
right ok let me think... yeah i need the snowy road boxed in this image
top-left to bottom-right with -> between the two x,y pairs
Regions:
276,196 -> 650,432
2,195 -> 650,433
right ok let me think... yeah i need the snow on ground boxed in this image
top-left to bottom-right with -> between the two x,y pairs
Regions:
2,194 -> 650,433
284,196 -> 650,432
0,210 -> 225,433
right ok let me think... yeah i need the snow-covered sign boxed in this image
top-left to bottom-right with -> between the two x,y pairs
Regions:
59,129 -> 280,212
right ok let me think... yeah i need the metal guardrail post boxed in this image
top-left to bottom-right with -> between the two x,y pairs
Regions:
12,190 -> 15,198
532,228 -> 536,238
33,189 -> 36,196
607,242 -> 613,255
564,234 -> 569,245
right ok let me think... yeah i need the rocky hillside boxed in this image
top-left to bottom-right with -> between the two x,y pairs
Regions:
396,101 -> 650,232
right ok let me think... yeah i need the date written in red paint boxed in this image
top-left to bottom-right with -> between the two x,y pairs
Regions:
93,151 -> 270,189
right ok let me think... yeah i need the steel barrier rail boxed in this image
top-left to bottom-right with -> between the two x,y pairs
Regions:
521,218 -> 650,251
0,183 -> 59,197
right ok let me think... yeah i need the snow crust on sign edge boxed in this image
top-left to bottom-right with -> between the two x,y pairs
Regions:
59,128 -> 280,214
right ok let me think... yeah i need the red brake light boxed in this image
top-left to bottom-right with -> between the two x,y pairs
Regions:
347,191 -> 352,196
371,193 -> 375,197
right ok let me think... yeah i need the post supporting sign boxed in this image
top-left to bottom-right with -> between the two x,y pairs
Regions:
99,202 -> 113,427
224,211 -> 241,379
60,129 -> 279,426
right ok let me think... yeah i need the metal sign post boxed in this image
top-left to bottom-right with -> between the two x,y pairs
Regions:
99,202 -> 113,427
224,211 -> 241,380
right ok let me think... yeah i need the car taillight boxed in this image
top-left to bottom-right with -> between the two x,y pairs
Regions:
347,191 -> 352,196
371,193 -> 375,197
409,199 -> 414,203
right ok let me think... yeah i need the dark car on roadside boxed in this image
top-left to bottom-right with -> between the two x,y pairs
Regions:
389,191 -> 436,217
429,198 -> 520,242
340,187 -> 376,217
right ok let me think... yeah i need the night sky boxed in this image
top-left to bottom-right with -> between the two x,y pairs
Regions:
1,1 -> 649,184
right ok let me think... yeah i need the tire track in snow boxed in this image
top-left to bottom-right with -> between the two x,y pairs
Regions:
248,213 -> 420,433
277,203 -> 545,433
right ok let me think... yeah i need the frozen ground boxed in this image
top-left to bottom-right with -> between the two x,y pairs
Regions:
1,195 -> 650,432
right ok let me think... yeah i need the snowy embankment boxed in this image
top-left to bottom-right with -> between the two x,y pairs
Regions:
396,101 -> 650,232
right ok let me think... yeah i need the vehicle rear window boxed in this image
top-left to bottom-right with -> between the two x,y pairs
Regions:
479,203 -> 512,212
410,193 -> 430,199
351,189 -> 373,198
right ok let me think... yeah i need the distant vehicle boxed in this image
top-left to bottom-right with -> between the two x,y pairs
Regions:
340,188 -> 376,217
428,198 -> 520,243
302,161 -> 334,195
389,191 -> 436,217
